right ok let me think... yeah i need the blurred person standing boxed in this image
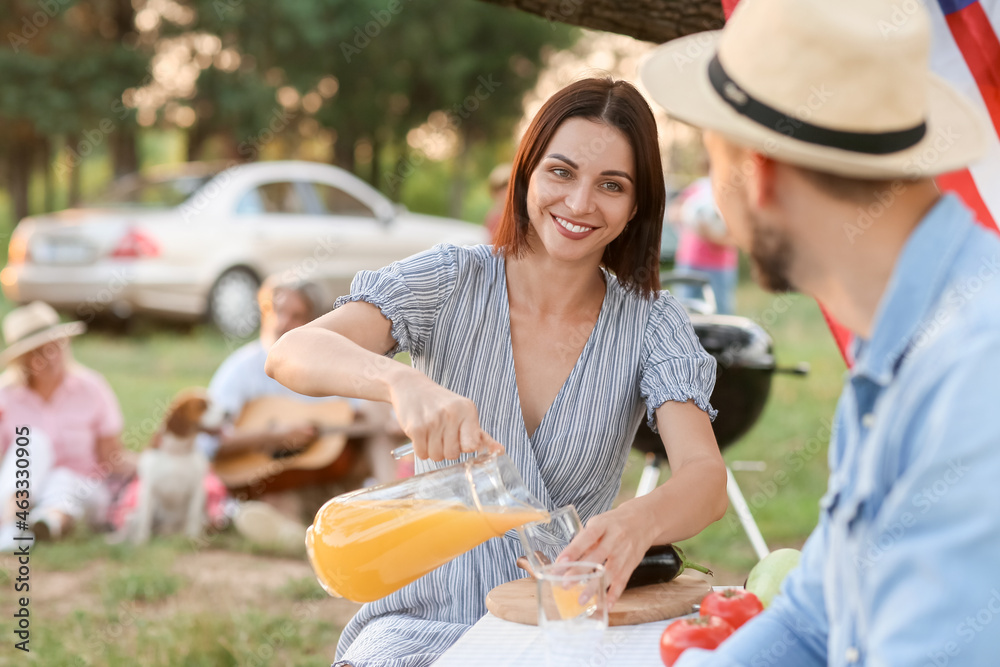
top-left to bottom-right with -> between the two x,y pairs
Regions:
672,175 -> 739,314
0,302 -> 134,551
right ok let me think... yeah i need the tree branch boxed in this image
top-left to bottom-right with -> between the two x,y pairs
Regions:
477,0 -> 723,43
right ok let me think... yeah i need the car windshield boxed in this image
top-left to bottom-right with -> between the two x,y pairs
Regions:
88,174 -> 214,208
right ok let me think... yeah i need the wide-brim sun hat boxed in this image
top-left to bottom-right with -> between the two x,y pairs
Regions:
0,301 -> 86,366
639,0 -> 989,179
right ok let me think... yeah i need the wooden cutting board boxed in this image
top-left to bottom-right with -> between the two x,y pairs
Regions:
485,574 -> 711,626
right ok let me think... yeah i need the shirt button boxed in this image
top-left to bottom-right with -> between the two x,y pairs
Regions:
861,413 -> 875,429
846,647 -> 860,663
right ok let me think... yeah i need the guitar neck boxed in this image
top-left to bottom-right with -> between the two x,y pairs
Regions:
317,422 -> 379,439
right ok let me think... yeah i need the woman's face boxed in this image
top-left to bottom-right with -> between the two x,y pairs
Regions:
525,117 -> 638,264
19,340 -> 67,381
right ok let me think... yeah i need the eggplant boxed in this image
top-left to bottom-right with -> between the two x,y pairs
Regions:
625,544 -> 713,589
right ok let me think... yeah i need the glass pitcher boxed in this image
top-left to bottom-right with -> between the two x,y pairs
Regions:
306,452 -> 549,603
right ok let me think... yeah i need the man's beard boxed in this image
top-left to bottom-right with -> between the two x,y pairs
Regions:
748,212 -> 795,293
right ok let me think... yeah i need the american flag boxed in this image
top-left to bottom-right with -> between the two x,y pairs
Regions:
722,0 -> 1000,364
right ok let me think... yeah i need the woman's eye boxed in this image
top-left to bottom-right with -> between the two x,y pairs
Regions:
551,167 -> 571,178
602,181 -> 623,192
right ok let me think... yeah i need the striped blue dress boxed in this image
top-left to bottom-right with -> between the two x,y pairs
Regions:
331,244 -> 716,667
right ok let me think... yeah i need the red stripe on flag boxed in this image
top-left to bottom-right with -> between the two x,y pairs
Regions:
936,168 -> 999,232
945,2 -> 1000,136
721,0 -> 739,20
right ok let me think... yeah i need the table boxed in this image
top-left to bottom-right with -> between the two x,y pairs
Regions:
436,586 -> 735,666
435,612 -> 674,666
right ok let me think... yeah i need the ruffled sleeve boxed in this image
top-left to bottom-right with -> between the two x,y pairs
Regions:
333,243 -> 461,357
639,292 -> 718,432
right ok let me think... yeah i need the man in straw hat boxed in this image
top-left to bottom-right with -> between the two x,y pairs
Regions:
640,0 -> 1000,664
0,302 -> 133,551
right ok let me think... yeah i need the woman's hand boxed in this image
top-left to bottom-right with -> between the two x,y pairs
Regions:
388,368 -> 503,462
556,504 -> 650,610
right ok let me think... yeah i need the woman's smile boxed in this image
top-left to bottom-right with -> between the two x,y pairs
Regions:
551,213 -> 598,238
525,117 -> 637,262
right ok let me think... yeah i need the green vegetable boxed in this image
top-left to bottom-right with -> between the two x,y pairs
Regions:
745,548 -> 801,608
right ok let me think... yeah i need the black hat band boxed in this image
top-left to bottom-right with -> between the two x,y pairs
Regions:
708,54 -> 926,155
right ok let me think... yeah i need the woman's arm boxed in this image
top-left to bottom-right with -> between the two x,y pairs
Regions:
95,434 -> 137,478
558,399 -> 728,607
266,301 -> 500,461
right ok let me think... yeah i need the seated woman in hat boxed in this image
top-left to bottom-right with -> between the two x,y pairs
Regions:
0,302 -> 133,550
267,77 -> 728,666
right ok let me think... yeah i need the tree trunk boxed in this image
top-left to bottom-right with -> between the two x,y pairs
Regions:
476,0 -> 723,43
332,131 -> 356,173
448,135 -> 471,219
111,127 -> 139,177
66,133 -> 83,207
368,136 -> 382,189
40,136 -> 54,212
111,0 -> 140,176
187,124 -> 209,162
7,130 -> 34,222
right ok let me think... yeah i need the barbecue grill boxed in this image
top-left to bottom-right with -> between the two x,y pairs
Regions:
631,272 -> 808,559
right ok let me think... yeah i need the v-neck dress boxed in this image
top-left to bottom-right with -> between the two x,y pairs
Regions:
331,244 -> 717,667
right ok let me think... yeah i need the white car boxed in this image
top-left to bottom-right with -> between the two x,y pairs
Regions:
2,161 -> 488,336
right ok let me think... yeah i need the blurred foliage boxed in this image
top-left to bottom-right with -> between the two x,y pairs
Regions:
0,0 -> 149,221
176,0 -> 576,204
0,0 -> 576,225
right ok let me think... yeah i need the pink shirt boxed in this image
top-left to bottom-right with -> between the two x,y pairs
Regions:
676,230 -> 738,270
0,366 -> 123,479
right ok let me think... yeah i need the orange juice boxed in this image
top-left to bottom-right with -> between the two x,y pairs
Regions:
551,582 -> 597,619
307,498 -> 548,602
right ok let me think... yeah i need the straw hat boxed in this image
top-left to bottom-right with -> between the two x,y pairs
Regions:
0,302 -> 85,366
639,0 -> 988,178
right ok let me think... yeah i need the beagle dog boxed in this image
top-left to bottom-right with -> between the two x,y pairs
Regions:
116,388 -> 224,544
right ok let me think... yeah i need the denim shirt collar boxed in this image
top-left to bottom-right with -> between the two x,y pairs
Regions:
850,194 -> 973,386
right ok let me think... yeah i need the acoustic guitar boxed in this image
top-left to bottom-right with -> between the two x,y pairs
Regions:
211,396 -> 375,494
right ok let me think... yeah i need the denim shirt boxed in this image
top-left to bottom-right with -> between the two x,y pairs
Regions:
678,194 -> 1000,667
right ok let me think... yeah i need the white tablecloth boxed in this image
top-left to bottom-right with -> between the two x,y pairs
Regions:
436,586 -> 735,666
435,612 -> 677,666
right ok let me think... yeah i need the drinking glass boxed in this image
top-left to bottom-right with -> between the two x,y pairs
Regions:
516,505 -> 583,572
536,561 -> 608,666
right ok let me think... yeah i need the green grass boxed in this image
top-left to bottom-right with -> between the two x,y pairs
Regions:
0,272 -> 845,660
103,568 -> 182,605
614,284 -> 844,579
28,609 -> 341,667
280,576 -> 329,602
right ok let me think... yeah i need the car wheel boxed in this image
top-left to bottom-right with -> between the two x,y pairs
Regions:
208,267 -> 260,338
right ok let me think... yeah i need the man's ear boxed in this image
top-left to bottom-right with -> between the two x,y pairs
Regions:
746,151 -> 777,211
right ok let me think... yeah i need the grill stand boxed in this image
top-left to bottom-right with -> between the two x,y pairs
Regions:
634,455 -> 770,562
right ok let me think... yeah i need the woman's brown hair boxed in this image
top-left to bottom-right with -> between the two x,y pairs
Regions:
493,77 -> 665,297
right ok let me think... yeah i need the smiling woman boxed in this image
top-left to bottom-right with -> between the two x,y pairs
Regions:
497,78 -> 665,296
265,77 -> 727,667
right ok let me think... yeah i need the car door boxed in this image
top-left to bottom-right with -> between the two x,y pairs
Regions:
300,181 -> 392,300
233,180 -> 329,280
